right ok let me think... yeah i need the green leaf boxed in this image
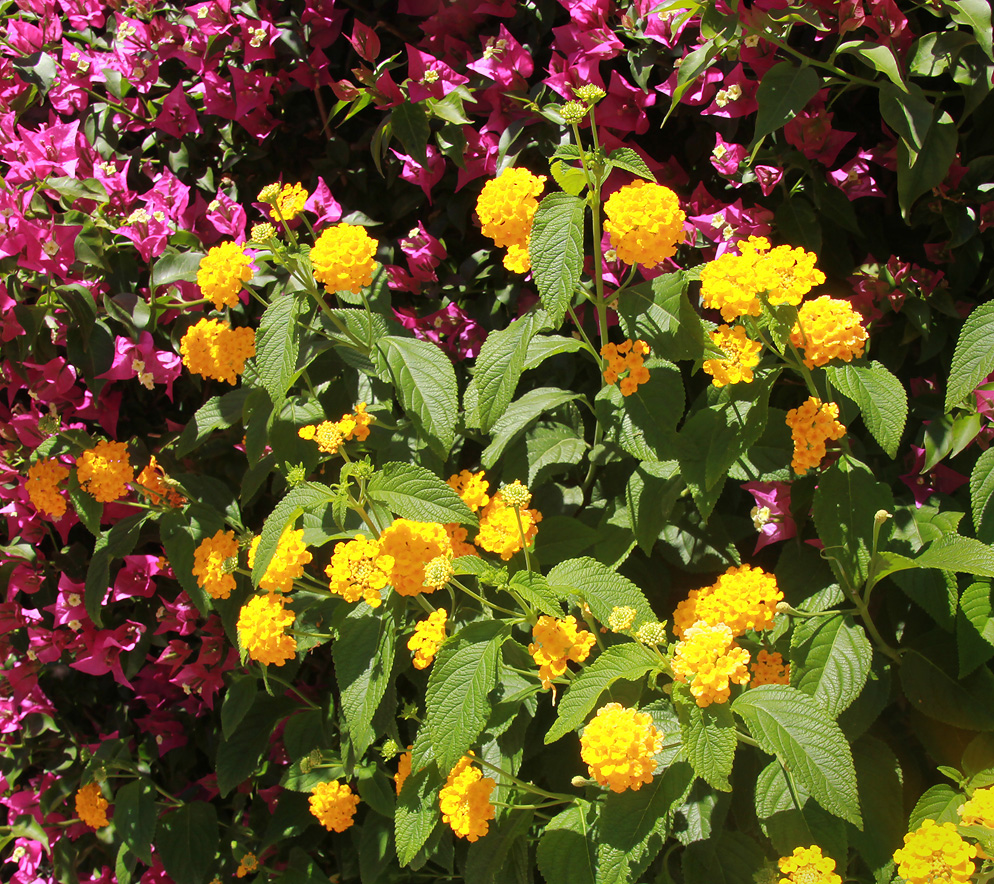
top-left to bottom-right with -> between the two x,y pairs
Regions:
892,568 -> 957,630
465,809 -> 535,884
897,110 -> 957,216
523,335 -> 586,371
217,695 -> 292,796
545,643 -> 658,744
156,802 -> 218,884
151,251 -> 203,291
547,557 -> 655,631
255,292 -> 303,410
530,193 -> 586,328
391,101 -> 430,165
221,675 -> 258,740
482,388 -> 582,468
732,685 -> 862,827
550,160 -> 587,196
508,571 -> 567,618
47,176 -> 109,204
536,802 -> 597,884
812,456 -> 893,590
957,581 -> 994,677
85,513 -> 146,626
665,39 -> 720,121
899,648 -> 994,731
467,313 -> 543,432
335,601 -> 399,756
775,197 -> 821,252
752,63 -> 822,144
68,469 -> 103,536
115,780 -> 157,865
606,147 -> 654,181
617,272 -> 705,361
379,335 -> 458,458
367,462 -> 475,526
838,40 -> 906,88
790,614 -> 872,717
526,423 -> 588,486
252,483 -> 334,587
395,764 -> 443,866
427,620 -> 505,771
947,302 -> 994,410
851,737 -> 905,876
947,0 -> 993,61
916,534 -> 994,577
909,784 -> 966,830
826,361 -> 908,458
682,831 -> 766,884
878,82 -> 933,152
174,389 -> 249,458
626,461 -> 682,554
675,689 -> 737,790
972,446 -> 994,543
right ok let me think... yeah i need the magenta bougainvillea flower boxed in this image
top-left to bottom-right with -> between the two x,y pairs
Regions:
393,303 -> 486,360
899,445 -> 968,508
742,481 -> 797,553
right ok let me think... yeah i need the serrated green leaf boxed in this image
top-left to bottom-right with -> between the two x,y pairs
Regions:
899,648 -> 994,730
482,388 -> 582,468
379,335 -> 458,458
536,801 -> 597,884
753,63 -> 822,144
335,601 -> 399,756
174,389 -> 249,458
367,462 -> 475,526
627,461 -> 682,554
826,361 -> 908,458
68,469 -> 103,536
545,643 -> 658,744
523,334 -> 586,370
915,534 -> 994,577
790,614 -> 872,717
217,695 -> 293,796
508,570 -> 567,618
115,780 -> 157,864
617,272 -> 705,361
255,293 -> 303,410
547,557 -> 655,631
947,303 -> 994,411
252,483 -> 335,587
606,147 -> 654,181
465,808 -> 535,884
971,447 -> 994,542
732,685 -> 862,827
469,312 -> 544,432
395,764 -> 443,866
957,581 -> 994,677
526,423 -> 588,486
909,784 -> 966,829
391,101 -> 429,164
427,620 -> 506,771
676,689 -> 737,790
156,802 -> 218,884
550,160 -> 587,196
530,193 -> 586,327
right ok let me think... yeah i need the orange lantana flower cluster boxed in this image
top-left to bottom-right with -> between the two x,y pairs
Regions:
601,339 -> 650,396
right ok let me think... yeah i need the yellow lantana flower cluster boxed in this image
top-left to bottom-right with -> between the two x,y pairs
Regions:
703,324 -> 762,387
603,180 -> 686,268
673,564 -> 783,638
785,396 -> 847,475
76,440 -> 134,503
197,241 -> 253,310
447,469 -> 491,512
528,615 -> 596,689
298,403 -> 373,455
248,528 -> 312,592
608,605 -> 637,632
236,592 -> 297,666
790,296 -> 868,369
580,702 -> 662,792
308,780 -> 360,832
438,755 -> 496,841
893,819 -> 977,884
475,490 -> 542,560
325,534 -> 395,607
408,608 -> 448,669
193,529 -> 240,600
75,782 -> 109,829
378,519 -> 453,596
671,620 -> 751,706
778,845 -> 841,884
959,786 -> 994,827
311,223 -> 378,294
135,456 -> 186,508
601,339 -> 650,396
26,458 -> 70,518
267,182 -> 308,221
751,649 -> 791,687
476,167 -> 546,273
180,318 -> 256,385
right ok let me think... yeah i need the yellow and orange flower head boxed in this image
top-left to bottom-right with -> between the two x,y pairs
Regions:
408,608 -> 448,669
308,780 -> 360,833
528,615 -> 596,689
893,819 -> 977,884
703,325 -> 762,387
790,296 -> 868,369
325,534 -> 395,607
311,223 -> 378,294
579,702 -> 662,792
759,242 -> 826,307
751,649 -> 791,687
476,167 -> 546,273
247,528 -> 312,593
959,786 -> 994,828
378,519 -> 453,596
671,620 -> 751,707
135,456 -> 186,508
235,853 -> 259,879
475,491 -> 542,561
76,440 -> 134,503
26,458 -> 70,518
444,524 -> 479,558
268,183 -> 308,221
394,750 -> 413,795
603,180 -> 686,268
193,529 -> 240,600
180,318 -> 256,385
600,339 -> 650,396
75,782 -> 109,829
777,846 -> 842,884
785,396 -> 847,475
237,592 -> 297,666
439,754 -> 496,841
197,241 -> 253,310
673,564 -> 783,639
447,470 -> 491,512
298,404 -> 374,455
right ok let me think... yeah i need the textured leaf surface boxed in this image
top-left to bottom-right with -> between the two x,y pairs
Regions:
971,447 -> 994,542
469,313 -> 543,432
367,462 -> 475,526
530,193 -> 585,327
899,648 -> 994,730
791,614 -> 872,717
252,483 -> 334,587
677,692 -> 736,790
536,802 -> 597,884
826,361 -> 908,458
547,557 -> 655,629
255,293 -> 302,409
482,387 -> 582,468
